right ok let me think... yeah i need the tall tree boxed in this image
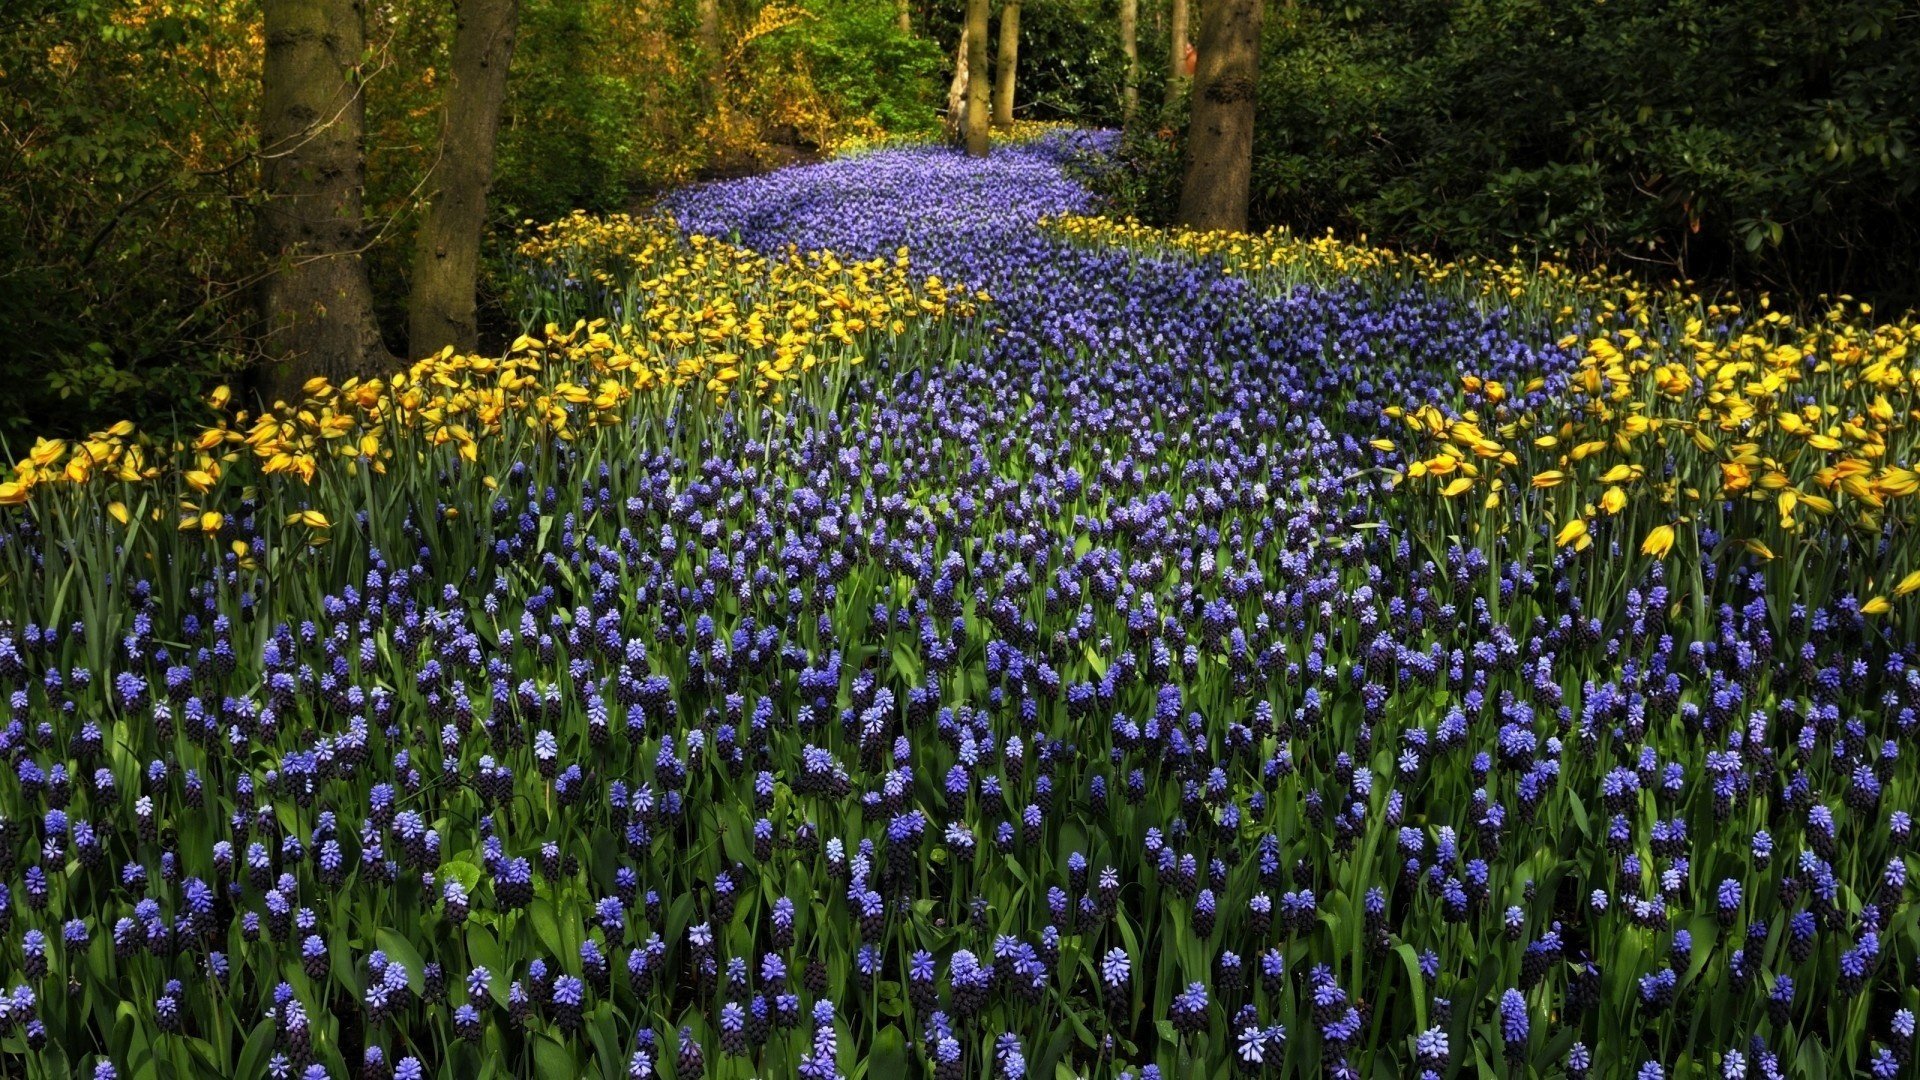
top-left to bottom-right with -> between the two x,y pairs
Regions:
1120,0 -> 1139,120
964,0 -> 990,155
697,0 -> 722,76
897,0 -> 911,34
409,0 -> 521,359
946,23 -> 972,143
257,0 -> 392,404
1177,0 -> 1259,231
992,0 -> 1021,128
1165,0 -> 1190,106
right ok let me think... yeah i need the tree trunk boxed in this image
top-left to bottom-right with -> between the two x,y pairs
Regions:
409,0 -> 520,360
1165,0 -> 1190,106
1120,0 -> 1138,120
257,0 -> 392,405
945,24 -> 971,144
992,1 -> 1020,128
1177,0 -> 1260,231
964,0 -> 991,155
897,0 -> 910,34
697,0 -> 721,95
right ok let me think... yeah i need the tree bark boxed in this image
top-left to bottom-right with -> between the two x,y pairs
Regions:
697,0 -> 722,100
897,0 -> 910,35
945,24 -> 971,144
1177,0 -> 1260,232
257,0 -> 392,405
992,0 -> 1020,128
409,0 -> 520,360
1120,0 -> 1139,120
697,0 -> 721,62
1165,0 -> 1190,106
964,0 -> 991,155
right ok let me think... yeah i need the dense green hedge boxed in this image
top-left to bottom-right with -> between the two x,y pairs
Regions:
1099,0 -> 1920,305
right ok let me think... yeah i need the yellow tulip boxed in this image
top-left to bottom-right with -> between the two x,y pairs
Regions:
107,502 -> 130,525
1600,486 -> 1627,515
1441,477 -> 1475,498
1861,596 -> 1892,616
1895,570 -> 1920,597
1640,524 -> 1676,558
1555,518 -> 1591,549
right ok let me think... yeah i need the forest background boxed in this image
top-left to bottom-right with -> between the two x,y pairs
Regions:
3,0 -> 1916,435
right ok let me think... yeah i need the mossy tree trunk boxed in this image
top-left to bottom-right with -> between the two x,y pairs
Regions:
408,0 -> 520,360
1120,0 -> 1139,120
1176,0 -> 1259,232
1165,0 -> 1190,106
964,0 -> 991,155
992,0 -> 1020,128
256,0 -> 392,405
946,23 -> 971,143
697,0 -> 722,73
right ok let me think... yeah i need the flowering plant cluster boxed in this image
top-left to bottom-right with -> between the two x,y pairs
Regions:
1,218 -> 975,515
1,130 -> 1916,1079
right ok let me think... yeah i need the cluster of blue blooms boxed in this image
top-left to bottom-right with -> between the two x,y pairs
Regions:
0,132 -> 1916,1077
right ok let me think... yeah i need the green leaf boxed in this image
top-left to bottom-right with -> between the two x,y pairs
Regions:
468,925 -> 508,1003
1796,1038 -> 1828,1080
235,1019 -> 277,1080
532,1033 -> 576,1079
1082,643 -> 1108,676
529,896 -> 567,962
442,859 -> 483,894
869,1025 -> 908,1080
376,928 -> 428,994
1394,943 -> 1429,1031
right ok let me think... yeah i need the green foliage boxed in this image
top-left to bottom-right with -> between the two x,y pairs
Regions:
1230,0 -> 1920,302
0,0 -> 257,436
490,0 -> 704,224
1093,0 -> 1920,303
798,0 -> 945,136
1005,0 -> 1131,124
924,0 -> 1143,128
0,0 -> 958,437
1067,99 -> 1186,221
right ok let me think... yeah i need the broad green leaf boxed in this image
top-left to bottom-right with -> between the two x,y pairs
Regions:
376,928 -> 428,994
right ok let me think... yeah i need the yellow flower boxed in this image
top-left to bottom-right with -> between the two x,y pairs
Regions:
1861,596 -> 1892,615
1555,518 -> 1591,549
1441,477 -> 1474,498
1894,570 -> 1920,598
107,502 -> 130,525
1640,524 -> 1676,558
1600,486 -> 1627,515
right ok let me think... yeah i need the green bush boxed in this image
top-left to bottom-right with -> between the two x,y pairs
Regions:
1106,0 -> 1920,305
800,0 -> 945,136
